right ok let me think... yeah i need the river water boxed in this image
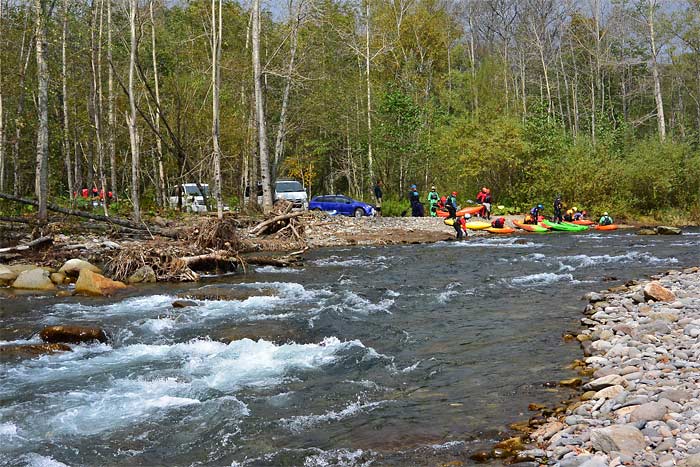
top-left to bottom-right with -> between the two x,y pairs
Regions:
1,230 -> 699,466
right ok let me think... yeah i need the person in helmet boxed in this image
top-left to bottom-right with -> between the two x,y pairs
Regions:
525,204 -> 544,224
447,191 -> 458,210
427,186 -> 440,217
599,212 -> 613,226
444,195 -> 464,238
491,216 -> 506,229
553,195 -> 563,223
437,195 -> 447,211
409,184 -> 423,217
573,208 -> 584,221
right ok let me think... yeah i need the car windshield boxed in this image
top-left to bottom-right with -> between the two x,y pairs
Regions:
184,185 -> 209,196
276,181 -> 304,193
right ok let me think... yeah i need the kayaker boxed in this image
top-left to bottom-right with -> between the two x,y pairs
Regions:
525,204 -> 544,224
444,197 -> 463,238
491,217 -> 506,229
482,188 -> 492,220
438,196 -> 447,211
373,180 -> 383,216
447,191 -> 458,210
553,195 -> 563,223
599,212 -> 614,226
409,185 -> 423,217
564,208 -> 574,222
573,209 -> 584,221
427,186 -> 440,217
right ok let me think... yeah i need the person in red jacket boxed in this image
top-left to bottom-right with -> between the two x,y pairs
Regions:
491,217 -> 506,229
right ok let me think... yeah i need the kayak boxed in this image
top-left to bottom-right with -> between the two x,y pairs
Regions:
594,224 -> 618,231
443,218 -> 455,226
486,227 -> 516,234
458,206 -> 484,217
541,220 -> 588,232
513,220 -> 549,233
573,219 -> 594,226
464,221 -> 492,230
437,206 -> 483,218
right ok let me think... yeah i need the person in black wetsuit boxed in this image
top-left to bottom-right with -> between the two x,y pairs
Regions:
553,195 -> 563,223
373,180 -> 383,216
409,185 -> 423,217
445,196 -> 463,238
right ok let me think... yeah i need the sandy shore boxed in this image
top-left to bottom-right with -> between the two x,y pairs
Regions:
522,267 -> 700,466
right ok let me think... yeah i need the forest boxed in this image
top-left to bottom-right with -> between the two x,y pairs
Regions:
1,0 -> 700,222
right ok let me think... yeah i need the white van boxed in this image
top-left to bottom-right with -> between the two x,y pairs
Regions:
244,179 -> 308,210
169,183 -> 210,213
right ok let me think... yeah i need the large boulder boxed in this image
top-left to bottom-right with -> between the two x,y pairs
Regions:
75,269 -> 127,296
58,259 -> 101,277
656,225 -> 682,235
39,325 -> 108,344
127,265 -> 157,284
643,281 -> 676,302
590,425 -> 646,456
637,228 -> 657,236
629,401 -> 667,423
11,268 -> 56,291
50,272 -> 67,285
0,343 -> 71,360
583,374 -> 626,391
0,265 -> 18,285
7,264 -> 40,274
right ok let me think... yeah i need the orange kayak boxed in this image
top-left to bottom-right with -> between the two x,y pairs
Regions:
573,219 -> 594,226
437,206 -> 483,218
486,227 -> 516,234
594,224 -> 618,231
514,220 -> 549,233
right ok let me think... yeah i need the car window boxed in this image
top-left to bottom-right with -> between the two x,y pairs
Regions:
276,181 -> 304,192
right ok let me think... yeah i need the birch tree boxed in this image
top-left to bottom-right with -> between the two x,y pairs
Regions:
151,0 -> 166,207
211,0 -> 224,218
252,0 -> 273,211
34,0 -> 50,223
127,0 -> 141,221
61,0 -> 73,199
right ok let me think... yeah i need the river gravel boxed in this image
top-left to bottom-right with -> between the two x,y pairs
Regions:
530,267 -> 700,467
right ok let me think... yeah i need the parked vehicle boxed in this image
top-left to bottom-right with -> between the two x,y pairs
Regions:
169,183 -> 228,213
308,195 -> 375,217
244,179 -> 308,210
275,179 -> 308,210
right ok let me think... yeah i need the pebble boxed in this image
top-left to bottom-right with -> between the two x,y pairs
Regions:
543,269 -> 700,466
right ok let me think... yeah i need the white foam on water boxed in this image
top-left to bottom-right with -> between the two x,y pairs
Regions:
335,291 -> 394,315
511,272 -> 576,286
19,454 -> 70,467
438,237 -> 542,249
303,448 -> 374,467
0,337 -> 43,347
140,316 -> 180,333
281,400 -> 384,432
556,251 -> 678,270
0,422 -> 19,438
254,266 -> 303,274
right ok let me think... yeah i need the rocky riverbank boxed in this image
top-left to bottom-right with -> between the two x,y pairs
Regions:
525,267 -> 700,467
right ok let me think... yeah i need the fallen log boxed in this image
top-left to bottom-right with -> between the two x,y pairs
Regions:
250,211 -> 304,236
0,236 -> 53,254
0,192 -> 177,238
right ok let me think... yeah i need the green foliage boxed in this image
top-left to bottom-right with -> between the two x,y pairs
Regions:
378,197 -> 411,217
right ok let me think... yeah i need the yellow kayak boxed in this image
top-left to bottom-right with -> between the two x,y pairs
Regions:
464,221 -> 491,230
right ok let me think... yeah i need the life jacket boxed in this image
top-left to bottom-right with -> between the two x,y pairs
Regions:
428,191 -> 439,202
476,192 -> 485,203
491,217 -> 505,228
81,188 -> 89,198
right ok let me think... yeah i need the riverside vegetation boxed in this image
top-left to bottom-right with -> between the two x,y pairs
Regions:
1,1 -> 700,224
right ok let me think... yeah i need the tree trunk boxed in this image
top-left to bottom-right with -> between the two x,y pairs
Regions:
252,0 -> 273,211
648,0 -> 666,141
127,0 -> 141,222
13,12 -> 33,197
61,0 -> 73,200
273,0 -> 301,175
107,0 -> 117,196
150,0 -> 166,207
211,0 -> 224,219
91,0 -> 108,217
365,0 -> 374,185
34,0 -> 49,223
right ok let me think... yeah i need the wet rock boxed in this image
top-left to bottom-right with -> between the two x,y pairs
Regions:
0,265 -> 18,285
469,450 -> 491,462
56,290 -> 74,298
127,266 -> 157,284
172,299 -> 198,308
515,449 -> 546,462
58,259 -> 101,277
11,268 -> 56,291
494,436 -> 524,453
75,269 -> 127,296
590,425 -> 645,456
214,321 -> 311,345
39,325 -> 108,344
638,228 -> 657,235
643,281 -> 676,302
179,286 -> 278,301
656,226 -> 682,235
50,272 -> 67,285
629,402 -> 667,423
559,378 -> 583,388
0,343 -> 71,360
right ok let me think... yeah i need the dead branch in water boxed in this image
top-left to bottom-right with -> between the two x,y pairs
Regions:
250,211 -> 304,236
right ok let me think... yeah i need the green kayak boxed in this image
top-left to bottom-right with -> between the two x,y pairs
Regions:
541,220 -> 589,232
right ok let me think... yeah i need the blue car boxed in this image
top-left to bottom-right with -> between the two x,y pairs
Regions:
309,195 -> 375,217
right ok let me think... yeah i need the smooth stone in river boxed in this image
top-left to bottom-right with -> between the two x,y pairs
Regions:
11,268 -> 56,291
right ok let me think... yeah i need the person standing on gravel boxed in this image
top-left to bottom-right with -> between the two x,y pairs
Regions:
427,186 -> 440,217
373,180 -> 383,216
409,185 -> 423,217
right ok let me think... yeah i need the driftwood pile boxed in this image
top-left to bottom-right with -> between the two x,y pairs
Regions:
249,199 -> 305,241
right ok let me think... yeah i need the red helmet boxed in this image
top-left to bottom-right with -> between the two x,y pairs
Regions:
440,196 -> 447,202
451,191 -> 457,196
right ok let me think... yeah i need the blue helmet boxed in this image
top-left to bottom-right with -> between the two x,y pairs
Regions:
538,204 -> 543,209
410,184 -> 417,189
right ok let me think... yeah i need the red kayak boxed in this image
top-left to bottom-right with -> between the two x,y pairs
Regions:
437,206 -> 483,218
594,224 -> 618,231
573,219 -> 595,226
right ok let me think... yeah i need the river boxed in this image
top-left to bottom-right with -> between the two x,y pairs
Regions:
1,230 -> 699,466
